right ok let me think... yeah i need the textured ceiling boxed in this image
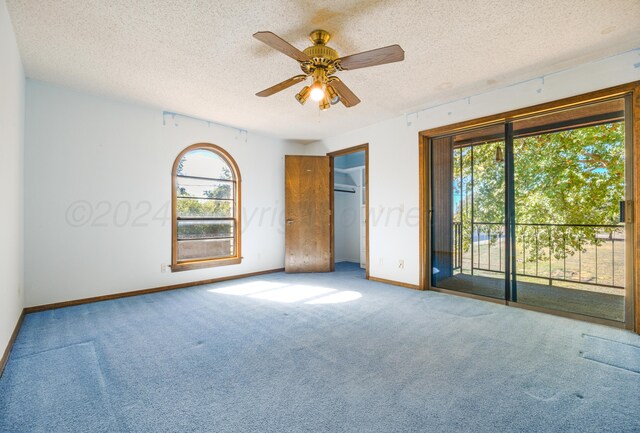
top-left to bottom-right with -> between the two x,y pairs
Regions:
6,0 -> 640,140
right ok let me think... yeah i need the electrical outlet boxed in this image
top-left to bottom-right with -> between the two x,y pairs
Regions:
379,257 -> 383,265
161,264 -> 168,273
398,259 -> 405,269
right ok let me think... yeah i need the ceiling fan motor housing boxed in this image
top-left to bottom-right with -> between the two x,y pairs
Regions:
300,30 -> 338,76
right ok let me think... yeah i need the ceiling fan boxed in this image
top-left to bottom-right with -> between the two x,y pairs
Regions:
253,29 -> 404,110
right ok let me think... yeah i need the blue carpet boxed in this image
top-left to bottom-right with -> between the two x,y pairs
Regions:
580,334 -> 640,373
1,262 -> 639,432
0,342 -> 119,432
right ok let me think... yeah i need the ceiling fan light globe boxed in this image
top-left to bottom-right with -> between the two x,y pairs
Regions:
310,87 -> 325,102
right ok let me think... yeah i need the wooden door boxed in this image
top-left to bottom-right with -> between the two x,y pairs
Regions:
285,155 -> 332,273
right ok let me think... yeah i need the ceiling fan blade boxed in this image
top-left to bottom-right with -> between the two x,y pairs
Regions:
336,44 -> 404,71
253,31 -> 311,63
256,75 -> 308,97
329,78 -> 361,107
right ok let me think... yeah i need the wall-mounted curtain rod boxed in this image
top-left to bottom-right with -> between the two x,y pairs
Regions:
162,111 -> 248,142
404,48 -> 640,127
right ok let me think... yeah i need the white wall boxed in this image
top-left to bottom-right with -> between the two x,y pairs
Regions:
334,187 -> 360,263
0,0 -> 25,350
306,49 -> 640,287
24,81 -> 300,307
21,48 -> 640,305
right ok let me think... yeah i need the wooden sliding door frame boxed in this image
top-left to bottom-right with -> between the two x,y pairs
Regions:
419,81 -> 640,332
328,144 -> 370,279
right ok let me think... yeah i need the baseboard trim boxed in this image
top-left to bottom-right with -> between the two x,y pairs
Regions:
0,309 -> 25,378
24,268 -> 285,314
368,276 -> 422,290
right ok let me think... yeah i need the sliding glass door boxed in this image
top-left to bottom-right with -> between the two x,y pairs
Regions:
431,124 -> 507,301
509,98 -> 631,322
429,96 -> 634,326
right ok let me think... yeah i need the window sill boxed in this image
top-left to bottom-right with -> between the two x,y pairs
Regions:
171,257 -> 242,272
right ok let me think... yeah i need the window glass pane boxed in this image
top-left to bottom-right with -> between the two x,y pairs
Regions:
174,145 -> 240,266
177,220 -> 234,240
177,198 -> 233,218
178,149 -> 233,180
178,239 -> 234,261
510,98 -> 626,321
431,126 -> 506,301
176,177 -> 233,199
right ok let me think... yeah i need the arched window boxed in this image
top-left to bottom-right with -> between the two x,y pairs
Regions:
172,143 -> 241,272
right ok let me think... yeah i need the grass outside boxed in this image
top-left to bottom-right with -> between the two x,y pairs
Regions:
457,234 -> 626,296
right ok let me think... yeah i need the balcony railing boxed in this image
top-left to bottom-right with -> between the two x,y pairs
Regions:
452,221 -> 625,289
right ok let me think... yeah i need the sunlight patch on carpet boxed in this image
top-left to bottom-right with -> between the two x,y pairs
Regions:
208,280 -> 362,304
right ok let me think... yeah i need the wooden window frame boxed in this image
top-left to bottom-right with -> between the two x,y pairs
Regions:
171,143 -> 242,272
419,81 -> 640,332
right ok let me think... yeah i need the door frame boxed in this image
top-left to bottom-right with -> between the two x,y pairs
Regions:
327,144 -> 370,278
419,81 -> 640,332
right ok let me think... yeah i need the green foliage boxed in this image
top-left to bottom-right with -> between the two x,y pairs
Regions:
176,197 -> 231,218
514,123 -> 624,226
453,122 -> 625,262
176,163 -> 234,239
178,221 -> 233,239
204,183 -> 231,199
176,154 -> 234,222
218,165 -> 232,180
